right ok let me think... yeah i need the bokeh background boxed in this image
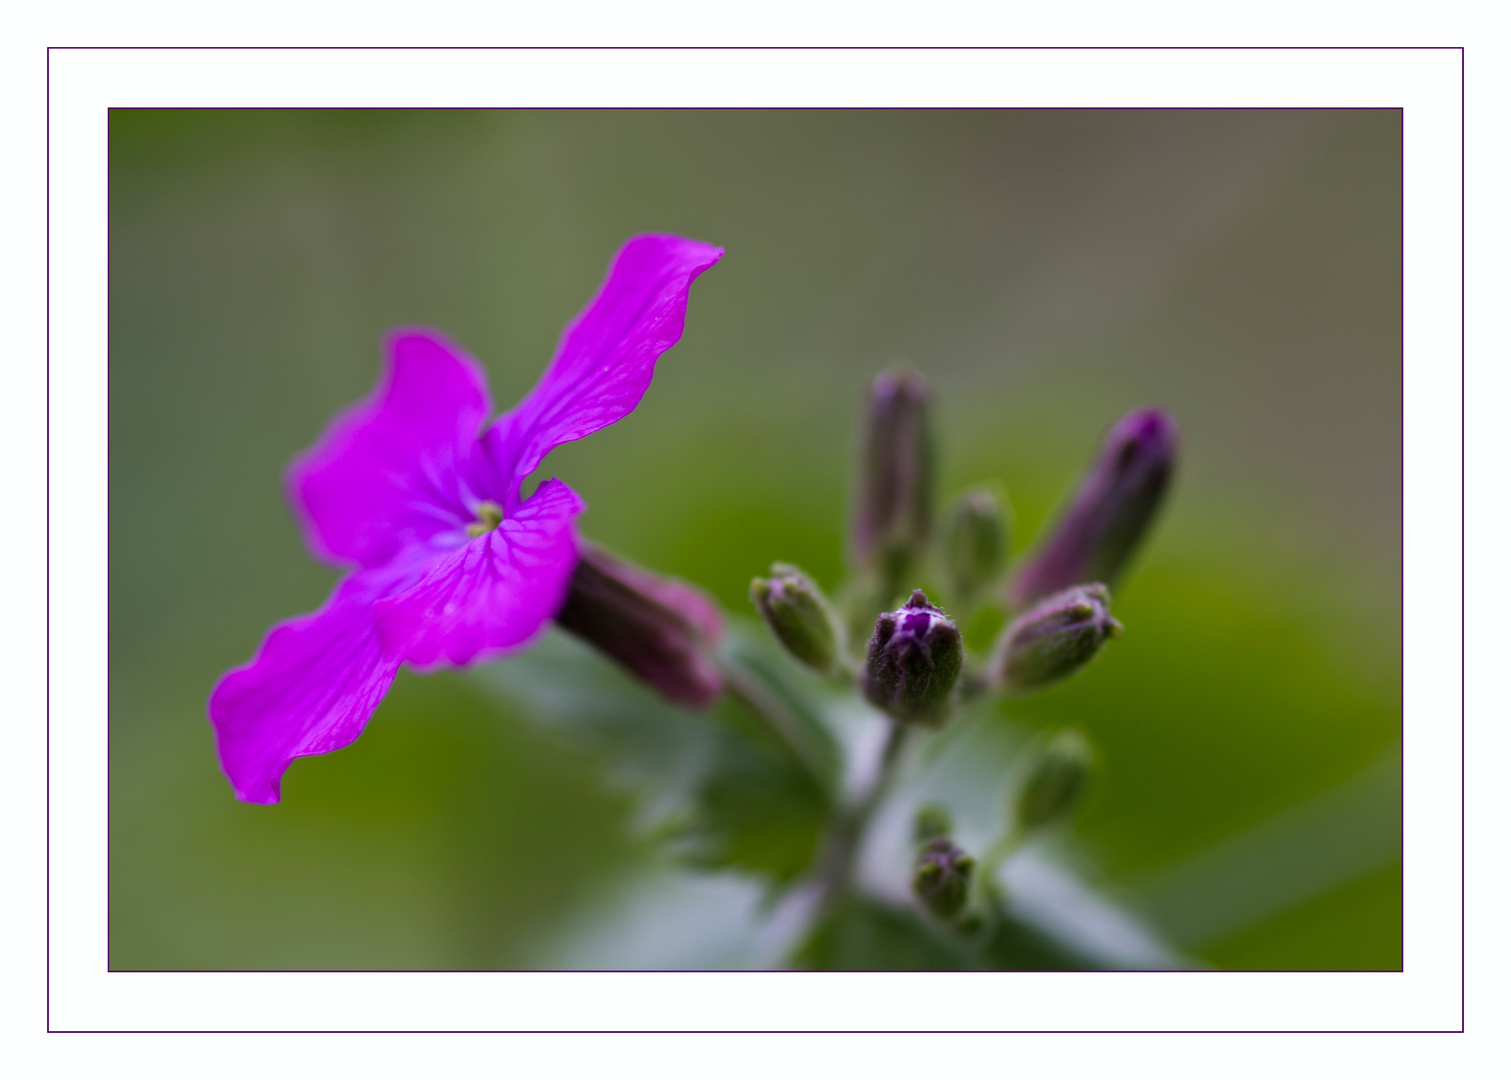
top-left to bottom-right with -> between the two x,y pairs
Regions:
109,109 -> 1401,970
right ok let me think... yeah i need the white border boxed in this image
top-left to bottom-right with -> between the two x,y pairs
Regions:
49,47 -> 1463,1032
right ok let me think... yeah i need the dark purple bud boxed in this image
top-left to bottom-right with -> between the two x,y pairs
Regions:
912,836 -> 975,920
992,583 -> 1123,695
750,563 -> 844,676
851,367 -> 934,592
1015,730 -> 1094,831
555,541 -> 725,708
862,590 -> 962,725
1008,407 -> 1177,610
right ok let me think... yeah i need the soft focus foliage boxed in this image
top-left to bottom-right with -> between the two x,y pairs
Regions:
109,109 -> 1400,970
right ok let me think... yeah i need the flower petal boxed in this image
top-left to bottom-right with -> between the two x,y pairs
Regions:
372,478 -> 587,667
486,234 -> 723,487
289,329 -> 493,570
208,585 -> 401,805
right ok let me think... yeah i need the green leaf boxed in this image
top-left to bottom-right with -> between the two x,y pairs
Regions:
478,622 -> 842,885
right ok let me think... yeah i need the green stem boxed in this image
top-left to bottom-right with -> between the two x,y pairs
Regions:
720,662 -> 833,788
813,718 -> 910,912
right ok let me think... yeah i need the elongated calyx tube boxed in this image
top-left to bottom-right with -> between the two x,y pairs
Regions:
913,836 -> 975,920
851,367 -> 934,604
1015,730 -> 1094,830
751,563 -> 845,676
1008,407 -> 1176,610
991,583 -> 1122,694
942,487 -> 1008,605
555,541 -> 725,708
862,590 -> 962,725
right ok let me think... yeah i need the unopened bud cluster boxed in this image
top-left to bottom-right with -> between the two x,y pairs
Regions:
913,836 -> 976,920
514,340 -> 1171,948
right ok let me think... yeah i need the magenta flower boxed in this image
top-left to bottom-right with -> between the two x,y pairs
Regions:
208,235 -> 723,804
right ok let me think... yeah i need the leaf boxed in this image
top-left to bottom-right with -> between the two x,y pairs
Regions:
791,893 -> 975,971
477,621 -> 843,885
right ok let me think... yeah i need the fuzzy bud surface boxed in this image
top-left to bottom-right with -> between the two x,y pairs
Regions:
993,583 -> 1122,694
750,563 -> 844,676
862,590 -> 962,724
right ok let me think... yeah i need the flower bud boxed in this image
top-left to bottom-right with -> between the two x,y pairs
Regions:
1008,408 -> 1177,610
942,487 -> 1008,605
992,583 -> 1122,694
851,367 -> 934,603
913,803 -> 954,844
554,541 -> 724,708
912,836 -> 975,920
862,590 -> 963,725
750,563 -> 845,676
1015,730 -> 1094,831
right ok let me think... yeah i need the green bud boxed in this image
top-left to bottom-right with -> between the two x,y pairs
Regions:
1015,730 -> 1094,830
912,836 -> 975,920
913,803 -> 953,844
750,563 -> 845,676
942,487 -> 1008,605
991,583 -> 1122,694
862,590 -> 963,725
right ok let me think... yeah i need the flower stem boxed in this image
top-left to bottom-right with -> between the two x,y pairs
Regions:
813,717 -> 910,912
720,662 -> 834,788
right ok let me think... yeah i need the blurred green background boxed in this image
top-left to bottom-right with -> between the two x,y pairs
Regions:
109,109 -> 1401,970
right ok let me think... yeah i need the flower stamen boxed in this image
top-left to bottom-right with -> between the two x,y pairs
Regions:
466,500 -> 505,538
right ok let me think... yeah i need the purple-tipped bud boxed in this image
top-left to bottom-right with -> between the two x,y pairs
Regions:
750,563 -> 845,676
942,487 -> 1009,605
992,583 -> 1122,695
913,836 -> 975,920
555,542 -> 725,708
1015,730 -> 1094,831
1008,407 -> 1177,610
862,590 -> 963,725
851,367 -> 934,593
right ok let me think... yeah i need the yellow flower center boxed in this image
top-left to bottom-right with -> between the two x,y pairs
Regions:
466,501 -> 504,539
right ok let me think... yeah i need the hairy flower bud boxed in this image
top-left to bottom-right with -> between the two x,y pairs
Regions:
1015,730 -> 1094,830
992,583 -> 1122,694
942,487 -> 1008,605
851,367 -> 934,603
1008,407 -> 1177,610
750,563 -> 845,676
555,542 -> 724,708
913,836 -> 975,920
862,590 -> 962,724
